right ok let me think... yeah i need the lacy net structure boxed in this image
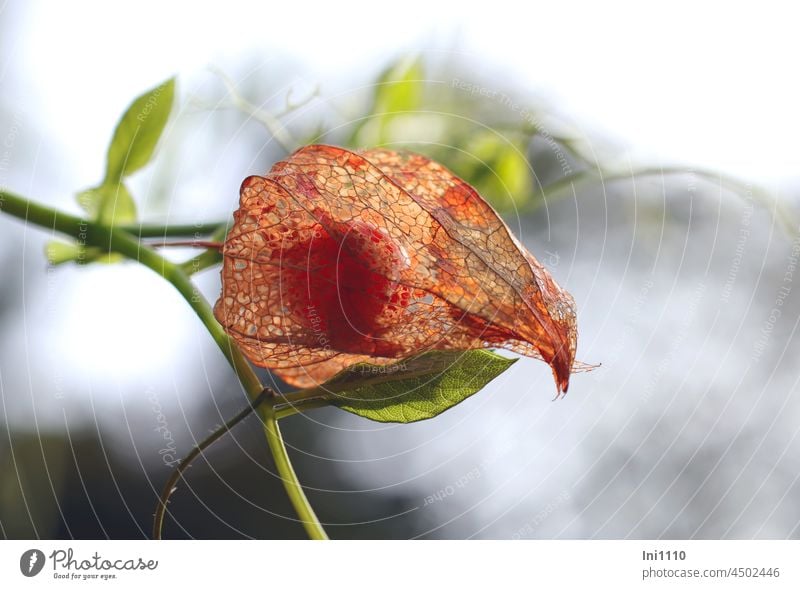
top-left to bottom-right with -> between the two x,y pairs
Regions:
213,145 -> 583,392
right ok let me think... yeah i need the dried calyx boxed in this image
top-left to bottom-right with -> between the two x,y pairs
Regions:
214,145 -> 584,393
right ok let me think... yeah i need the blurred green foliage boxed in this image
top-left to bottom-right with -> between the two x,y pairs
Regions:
319,56 -> 591,213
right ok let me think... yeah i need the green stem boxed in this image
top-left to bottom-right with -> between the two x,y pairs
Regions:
262,405 -> 328,539
274,398 -> 330,420
530,166 -> 798,235
121,220 -> 227,238
179,248 -> 223,275
163,262 -> 265,397
179,224 -> 228,275
0,190 -> 88,237
0,189 -> 328,540
164,269 -> 326,538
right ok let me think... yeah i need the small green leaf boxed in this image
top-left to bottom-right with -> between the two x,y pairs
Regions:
44,241 -> 106,265
351,57 -> 425,145
450,131 -> 533,211
105,77 -> 175,184
45,241 -> 84,265
374,56 -> 424,115
76,182 -> 136,225
317,350 -> 516,423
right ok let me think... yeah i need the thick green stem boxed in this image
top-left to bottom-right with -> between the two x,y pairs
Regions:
0,190 -> 89,237
0,189 -> 328,540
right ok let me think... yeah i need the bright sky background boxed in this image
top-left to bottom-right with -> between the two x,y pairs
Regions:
2,0 -> 799,423
5,0 -> 800,192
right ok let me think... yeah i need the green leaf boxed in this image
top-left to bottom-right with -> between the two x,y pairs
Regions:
45,241 -> 84,265
44,241 -> 108,266
76,182 -> 136,225
53,79 -> 175,267
451,131 -> 533,211
104,77 -> 175,185
374,56 -> 424,115
316,350 -> 517,423
351,57 -> 425,145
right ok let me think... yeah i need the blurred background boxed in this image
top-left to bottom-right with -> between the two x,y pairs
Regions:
1,1 -> 800,539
